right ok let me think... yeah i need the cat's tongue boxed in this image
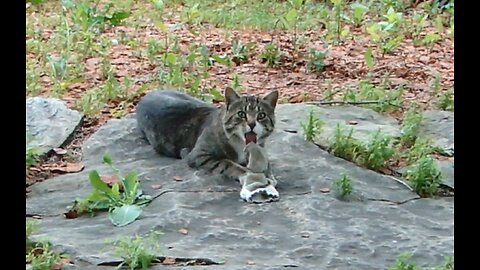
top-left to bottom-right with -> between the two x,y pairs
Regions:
245,132 -> 257,144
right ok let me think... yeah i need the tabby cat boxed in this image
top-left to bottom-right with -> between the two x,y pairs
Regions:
136,87 -> 279,186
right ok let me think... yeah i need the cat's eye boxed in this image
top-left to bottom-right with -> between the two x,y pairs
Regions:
237,111 -> 246,118
257,112 -> 266,120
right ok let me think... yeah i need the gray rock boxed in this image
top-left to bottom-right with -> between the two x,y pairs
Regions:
437,160 -> 454,188
26,104 -> 453,270
275,104 -> 401,149
26,97 -> 83,155
419,111 -> 454,155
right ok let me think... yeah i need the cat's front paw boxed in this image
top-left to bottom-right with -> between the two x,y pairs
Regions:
240,185 -> 280,203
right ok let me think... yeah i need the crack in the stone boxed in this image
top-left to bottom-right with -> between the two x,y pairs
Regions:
366,197 -> 421,205
309,142 -> 455,197
151,188 -> 238,200
97,256 -> 223,267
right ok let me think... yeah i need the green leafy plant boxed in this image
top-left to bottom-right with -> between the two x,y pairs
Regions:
436,89 -> 454,111
366,7 -> 404,56
329,124 -> 364,162
113,231 -> 163,270
410,11 -> 429,45
301,109 -> 324,142
230,72 -> 242,91
364,47 -> 375,74
259,43 -> 281,67
280,0 -> 304,57
388,252 -> 421,270
306,48 -> 327,73
70,154 -> 152,227
76,87 -> 106,117
26,133 -> 40,171
62,0 -> 130,32
27,0 -> 46,5
349,2 -> 369,27
333,173 -> 353,198
26,65 -> 42,96
326,0 -> 349,43
343,88 -> 358,103
26,219 -> 39,251
435,256 -> 454,270
361,130 -> 395,170
280,0 -> 303,31
404,156 -> 442,197
322,79 -> 335,101
356,80 -> 403,113
403,138 -> 434,165
26,145 -> 40,171
389,252 -> 454,270
46,53 -> 69,96
400,104 -> 423,146
231,39 -> 255,65
27,238 -> 69,270
422,32 -> 441,46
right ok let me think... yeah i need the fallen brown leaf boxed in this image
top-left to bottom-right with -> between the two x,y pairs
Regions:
31,247 -> 44,256
53,148 -> 67,155
379,168 -> 393,175
178,228 -> 189,235
101,175 -> 120,187
173,175 -> 183,181
52,258 -> 71,270
348,120 -> 358,125
319,187 -> 330,193
151,184 -> 162,189
48,163 -> 85,173
64,210 -> 79,219
289,94 -> 305,103
162,256 -> 176,265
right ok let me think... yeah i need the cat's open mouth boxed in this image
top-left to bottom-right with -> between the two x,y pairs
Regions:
245,132 -> 257,144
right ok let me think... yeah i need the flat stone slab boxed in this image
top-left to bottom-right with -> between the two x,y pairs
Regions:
419,111 -> 454,155
275,104 -> 401,149
26,104 -> 453,269
437,160 -> 454,188
26,97 -> 83,155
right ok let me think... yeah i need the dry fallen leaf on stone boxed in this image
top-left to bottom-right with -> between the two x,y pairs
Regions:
319,187 -> 330,193
64,210 -> 79,219
53,148 -> 68,155
101,175 -> 121,187
178,228 -> 189,235
162,256 -> 176,265
151,184 -> 162,189
173,175 -> 183,181
348,120 -> 358,125
48,163 -> 85,173
52,258 -> 71,270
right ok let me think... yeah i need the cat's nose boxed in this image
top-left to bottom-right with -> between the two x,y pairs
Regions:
248,122 -> 256,130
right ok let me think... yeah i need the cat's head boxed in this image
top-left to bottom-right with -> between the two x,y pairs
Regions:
222,87 -> 279,145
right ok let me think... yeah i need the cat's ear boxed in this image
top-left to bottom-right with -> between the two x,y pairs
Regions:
263,90 -> 279,109
225,87 -> 240,107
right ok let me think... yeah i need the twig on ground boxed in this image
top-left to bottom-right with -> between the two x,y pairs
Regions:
320,89 -> 343,101
305,100 -> 402,108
